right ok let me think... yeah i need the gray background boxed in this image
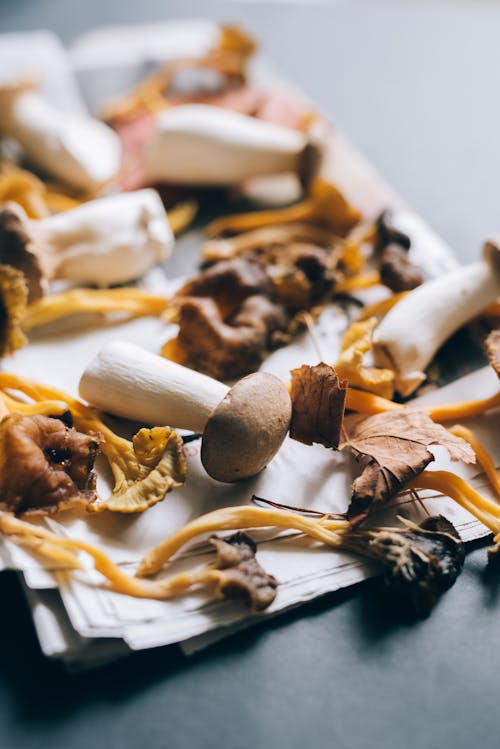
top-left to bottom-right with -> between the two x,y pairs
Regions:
1,2 -> 499,748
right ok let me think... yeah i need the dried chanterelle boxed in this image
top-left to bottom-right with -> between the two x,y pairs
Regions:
0,189 -> 174,300
79,341 -> 292,482
0,78 -> 121,192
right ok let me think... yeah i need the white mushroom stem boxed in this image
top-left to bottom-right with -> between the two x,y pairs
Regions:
2,189 -> 174,289
373,240 -> 500,396
0,81 -> 121,192
37,189 -> 174,286
145,104 -> 317,186
79,341 -> 229,432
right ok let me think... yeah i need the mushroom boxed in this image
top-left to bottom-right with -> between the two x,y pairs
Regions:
144,104 -> 322,186
0,189 -> 174,300
79,341 -> 292,482
0,79 -> 121,192
206,179 -> 361,238
373,240 -> 500,396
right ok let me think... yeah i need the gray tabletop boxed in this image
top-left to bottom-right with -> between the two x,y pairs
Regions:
1,2 -> 500,748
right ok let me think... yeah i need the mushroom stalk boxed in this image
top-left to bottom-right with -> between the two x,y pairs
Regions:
79,341 -> 292,482
145,104 -> 320,186
0,81 -> 121,192
372,241 -> 500,396
80,341 -> 228,432
0,189 -> 174,298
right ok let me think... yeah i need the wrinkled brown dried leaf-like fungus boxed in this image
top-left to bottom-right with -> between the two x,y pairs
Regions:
0,413 -> 100,516
210,532 -> 278,610
340,409 -> 475,519
290,363 -> 347,448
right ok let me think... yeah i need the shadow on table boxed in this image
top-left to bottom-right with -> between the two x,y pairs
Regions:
0,568 -> 420,726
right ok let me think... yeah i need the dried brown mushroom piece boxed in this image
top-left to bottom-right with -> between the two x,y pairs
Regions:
290,363 -> 347,448
380,244 -> 423,292
341,515 -> 465,616
0,264 -> 29,357
374,209 -> 411,252
485,329 -> 500,378
165,258 -> 289,379
209,532 -> 278,610
0,413 -> 100,516
169,295 -> 287,380
206,180 -> 361,238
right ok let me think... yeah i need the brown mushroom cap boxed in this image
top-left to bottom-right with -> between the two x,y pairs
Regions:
0,202 -> 45,302
201,371 -> 291,482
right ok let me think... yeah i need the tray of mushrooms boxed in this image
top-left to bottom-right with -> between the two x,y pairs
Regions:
0,20 -> 499,664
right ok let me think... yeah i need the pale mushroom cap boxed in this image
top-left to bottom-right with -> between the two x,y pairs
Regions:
201,371 -> 292,482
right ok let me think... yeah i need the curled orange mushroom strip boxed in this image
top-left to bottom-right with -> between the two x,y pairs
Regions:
449,425 -> 500,499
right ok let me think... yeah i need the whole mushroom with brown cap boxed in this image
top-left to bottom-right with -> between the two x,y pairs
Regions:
79,341 -> 292,482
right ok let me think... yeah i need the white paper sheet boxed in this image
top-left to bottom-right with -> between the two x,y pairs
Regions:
0,22 -> 497,668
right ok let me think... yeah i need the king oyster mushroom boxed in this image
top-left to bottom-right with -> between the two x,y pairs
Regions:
373,239 -> 500,395
79,341 -> 292,483
144,104 -> 323,186
0,78 -> 121,192
0,189 -> 174,301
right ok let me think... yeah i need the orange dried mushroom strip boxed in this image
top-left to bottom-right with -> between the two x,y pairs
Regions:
206,180 -> 361,238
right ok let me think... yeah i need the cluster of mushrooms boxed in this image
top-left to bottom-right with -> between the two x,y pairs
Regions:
0,23 -> 499,618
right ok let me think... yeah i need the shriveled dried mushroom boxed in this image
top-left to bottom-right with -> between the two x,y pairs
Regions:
379,244 -> 423,292
0,413 -> 100,516
341,515 -> 465,616
290,363 -> 347,448
209,532 -> 278,610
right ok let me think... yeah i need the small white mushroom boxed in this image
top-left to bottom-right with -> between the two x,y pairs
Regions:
373,240 -> 500,396
0,189 -> 174,299
0,79 -> 121,192
79,341 -> 292,483
145,104 -> 321,186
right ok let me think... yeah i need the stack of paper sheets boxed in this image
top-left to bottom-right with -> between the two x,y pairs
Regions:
0,23 -> 498,670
